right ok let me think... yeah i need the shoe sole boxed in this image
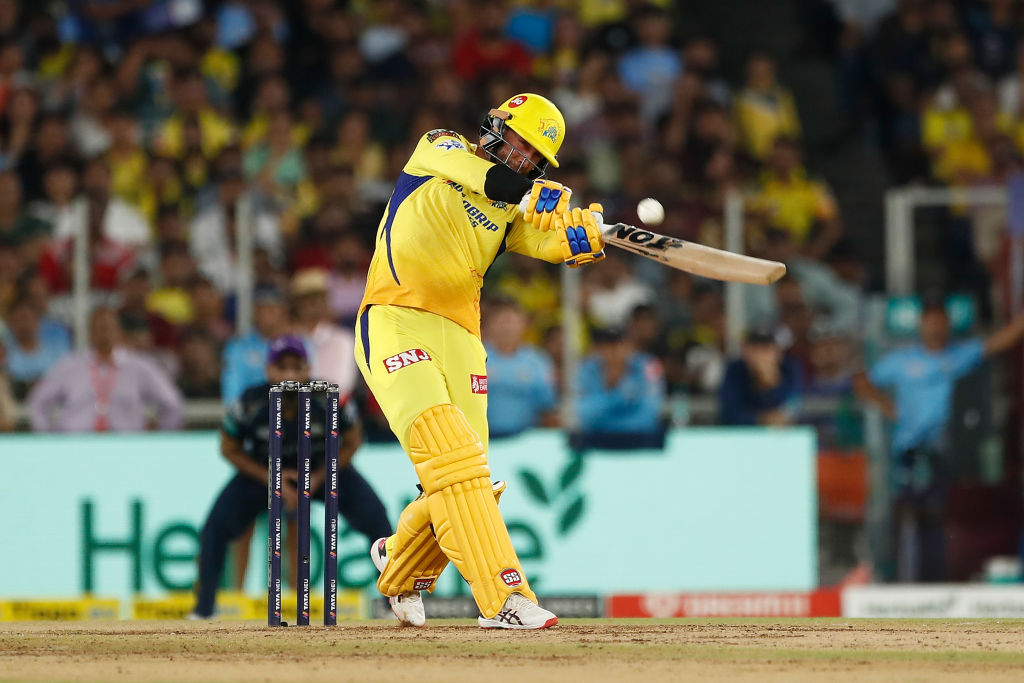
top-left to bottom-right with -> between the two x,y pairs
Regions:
478,616 -> 558,630
370,537 -> 388,574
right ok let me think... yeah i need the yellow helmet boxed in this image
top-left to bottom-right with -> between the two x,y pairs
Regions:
480,93 -> 565,177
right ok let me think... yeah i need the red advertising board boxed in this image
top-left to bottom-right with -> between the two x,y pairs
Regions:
606,591 -> 841,618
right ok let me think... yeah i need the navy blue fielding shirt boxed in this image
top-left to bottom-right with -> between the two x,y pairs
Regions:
222,382 -> 358,469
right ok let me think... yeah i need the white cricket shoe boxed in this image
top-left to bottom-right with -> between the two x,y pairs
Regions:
370,537 -> 426,627
478,592 -> 558,630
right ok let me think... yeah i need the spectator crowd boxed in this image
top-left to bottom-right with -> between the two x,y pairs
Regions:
0,0 -> 1019,446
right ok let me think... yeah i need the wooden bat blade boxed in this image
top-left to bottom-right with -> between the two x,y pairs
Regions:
602,223 -> 786,285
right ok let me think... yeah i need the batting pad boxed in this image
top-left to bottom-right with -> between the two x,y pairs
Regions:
408,405 -> 536,618
377,481 -> 506,596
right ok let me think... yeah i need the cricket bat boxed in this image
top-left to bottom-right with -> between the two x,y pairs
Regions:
601,222 -> 786,286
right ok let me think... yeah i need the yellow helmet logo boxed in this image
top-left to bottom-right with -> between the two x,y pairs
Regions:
537,118 -> 560,143
496,93 -> 565,168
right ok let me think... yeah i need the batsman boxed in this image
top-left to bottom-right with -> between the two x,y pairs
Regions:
356,93 -> 604,629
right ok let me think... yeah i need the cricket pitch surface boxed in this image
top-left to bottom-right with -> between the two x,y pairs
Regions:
2,619 -> 1024,682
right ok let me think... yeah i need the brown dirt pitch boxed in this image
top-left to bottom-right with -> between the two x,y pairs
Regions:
2,619 -> 1024,683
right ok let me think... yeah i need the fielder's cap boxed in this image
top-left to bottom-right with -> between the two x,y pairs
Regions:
267,334 -> 308,364
290,268 -> 329,297
591,326 -> 626,344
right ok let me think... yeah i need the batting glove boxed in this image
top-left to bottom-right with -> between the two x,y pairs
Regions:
521,179 -> 572,232
557,203 -> 606,268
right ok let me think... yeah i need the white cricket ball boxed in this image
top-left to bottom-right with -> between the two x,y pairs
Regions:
637,197 -> 664,226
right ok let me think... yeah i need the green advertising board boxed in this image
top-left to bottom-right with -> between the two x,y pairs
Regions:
0,429 -> 816,600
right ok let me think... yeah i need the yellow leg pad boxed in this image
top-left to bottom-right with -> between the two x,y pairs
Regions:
377,482 -> 506,596
408,404 -> 490,494
427,478 -> 536,618
408,405 -> 535,618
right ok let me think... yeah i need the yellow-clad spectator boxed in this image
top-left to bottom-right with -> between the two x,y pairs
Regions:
106,107 -> 151,218
147,240 -> 196,326
493,254 -> 561,345
574,0 -> 672,27
240,75 -> 311,149
201,45 -> 241,101
933,94 -> 1009,186
749,137 -> 841,260
154,69 -> 235,160
734,53 -> 801,161
921,72 -> 977,156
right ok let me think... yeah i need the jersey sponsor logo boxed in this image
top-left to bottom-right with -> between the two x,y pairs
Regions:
508,95 -> 528,108
462,199 -> 501,232
443,179 -> 506,230
471,374 -> 488,394
500,568 -> 523,587
413,578 -> 435,591
383,349 -> 432,373
434,138 -> 466,151
426,128 -> 461,143
537,117 -> 560,143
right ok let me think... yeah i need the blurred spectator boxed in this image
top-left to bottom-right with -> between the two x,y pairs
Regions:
189,168 -> 282,293
965,0 -> 1019,78
289,268 -> 356,398
147,240 -> 196,326
744,228 -> 862,334
178,329 -> 222,398
0,335 -> 15,431
628,303 -> 668,359
583,253 -> 653,329
51,157 -> 149,246
28,306 -> 184,432
244,110 -> 308,206
70,73 -> 115,157
577,326 -> 665,436
734,53 -> 801,161
117,268 -> 178,352
189,275 -> 232,347
749,137 -> 842,260
18,114 -> 72,203
0,171 -> 49,249
451,4 -> 532,83
617,5 -> 682,122
220,286 -> 288,403
1,295 -> 71,396
493,254 -> 561,343
482,298 -> 558,437
718,326 -> 802,426
154,68 -> 235,161
806,319 -> 857,396
854,300 -> 1024,581
327,231 -> 368,326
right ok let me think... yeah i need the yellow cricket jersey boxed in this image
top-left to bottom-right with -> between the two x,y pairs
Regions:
359,129 -> 564,337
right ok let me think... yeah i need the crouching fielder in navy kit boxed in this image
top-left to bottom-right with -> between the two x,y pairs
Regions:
192,335 -> 392,618
357,93 -> 606,629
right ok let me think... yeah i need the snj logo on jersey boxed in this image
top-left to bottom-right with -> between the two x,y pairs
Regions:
383,349 -> 431,374
471,374 -> 488,394
538,118 -> 559,142
508,95 -> 528,108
